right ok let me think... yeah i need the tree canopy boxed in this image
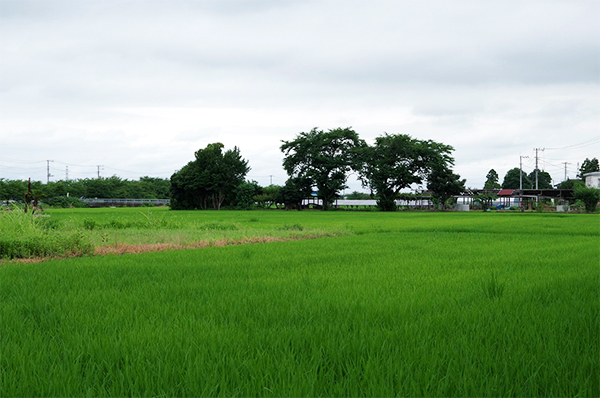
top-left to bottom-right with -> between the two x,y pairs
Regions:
358,134 -> 455,211
502,168 -> 552,189
529,170 -> 553,189
0,176 -> 170,206
577,158 -> 599,179
484,169 -> 501,189
427,165 -> 466,209
170,143 -> 249,210
502,168 -> 524,189
281,127 -> 364,210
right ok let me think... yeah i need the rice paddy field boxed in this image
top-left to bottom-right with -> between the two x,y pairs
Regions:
1,207 -> 598,397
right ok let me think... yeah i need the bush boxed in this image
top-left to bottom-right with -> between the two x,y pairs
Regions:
574,186 -> 600,213
44,196 -> 88,208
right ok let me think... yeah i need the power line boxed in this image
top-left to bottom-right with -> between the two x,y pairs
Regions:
545,136 -> 600,151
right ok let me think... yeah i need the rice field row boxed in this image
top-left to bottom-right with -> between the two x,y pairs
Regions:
1,209 -> 598,396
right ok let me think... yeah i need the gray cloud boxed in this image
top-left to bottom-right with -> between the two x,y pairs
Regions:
1,0 -> 598,188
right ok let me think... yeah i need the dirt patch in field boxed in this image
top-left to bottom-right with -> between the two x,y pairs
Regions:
94,236 -> 291,256
2,234 -> 333,264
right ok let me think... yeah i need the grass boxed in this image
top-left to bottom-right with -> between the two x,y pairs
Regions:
0,207 -> 94,259
0,209 -> 598,396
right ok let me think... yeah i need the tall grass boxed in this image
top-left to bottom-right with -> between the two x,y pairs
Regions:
0,207 -> 94,259
1,211 -> 598,396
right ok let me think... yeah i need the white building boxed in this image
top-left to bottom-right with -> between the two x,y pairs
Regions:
583,172 -> 600,189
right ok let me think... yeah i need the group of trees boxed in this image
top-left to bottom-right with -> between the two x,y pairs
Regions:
280,128 -> 464,211
170,128 -> 464,212
484,168 -> 553,190
483,157 -> 599,191
0,176 -> 170,206
170,143 -> 250,210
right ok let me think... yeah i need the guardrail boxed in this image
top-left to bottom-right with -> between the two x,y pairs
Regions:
80,198 -> 170,207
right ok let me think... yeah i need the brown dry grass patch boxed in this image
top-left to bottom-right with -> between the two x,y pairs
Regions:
2,233 -> 336,264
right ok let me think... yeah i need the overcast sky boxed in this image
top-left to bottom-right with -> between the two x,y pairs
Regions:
1,0 -> 599,192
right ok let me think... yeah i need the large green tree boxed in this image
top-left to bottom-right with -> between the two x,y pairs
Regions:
278,176 -> 313,210
502,168 -> 530,189
484,169 -> 501,189
358,134 -> 454,211
427,165 -> 466,209
281,127 -> 364,210
170,143 -> 249,210
577,157 -> 599,179
529,170 -> 552,189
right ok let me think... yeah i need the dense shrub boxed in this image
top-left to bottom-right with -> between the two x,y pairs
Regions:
574,186 -> 600,213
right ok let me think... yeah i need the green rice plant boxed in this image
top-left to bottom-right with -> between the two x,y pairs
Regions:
82,218 -> 96,230
1,212 -> 598,396
483,272 -> 505,299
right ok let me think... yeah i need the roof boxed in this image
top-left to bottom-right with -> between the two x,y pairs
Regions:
498,189 -> 515,196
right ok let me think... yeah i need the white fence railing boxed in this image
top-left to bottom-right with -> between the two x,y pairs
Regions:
80,198 -> 170,206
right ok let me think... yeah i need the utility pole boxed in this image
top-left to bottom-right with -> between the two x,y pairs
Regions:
533,148 -> 544,189
269,175 -> 273,185
520,155 -> 529,190
562,162 -> 570,182
97,165 -> 103,179
66,166 -> 69,181
46,160 -> 54,183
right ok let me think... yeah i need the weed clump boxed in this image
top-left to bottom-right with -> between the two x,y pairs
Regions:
0,207 -> 94,260
281,224 -> 304,231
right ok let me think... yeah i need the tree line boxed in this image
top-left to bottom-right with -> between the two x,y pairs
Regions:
3,135 -> 597,211
171,128 -> 465,211
0,176 -> 170,207
483,157 -> 599,190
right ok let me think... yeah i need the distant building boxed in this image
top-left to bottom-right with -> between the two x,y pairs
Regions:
583,172 -> 600,189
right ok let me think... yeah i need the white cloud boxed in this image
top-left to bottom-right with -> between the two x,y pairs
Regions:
1,0 -> 598,189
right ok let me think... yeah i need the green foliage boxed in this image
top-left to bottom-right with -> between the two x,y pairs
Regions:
279,176 -> 313,210
281,223 -> 304,231
484,169 -> 501,189
254,184 -> 281,209
473,192 -> 497,209
1,211 -> 598,397
529,170 -> 553,189
234,181 -> 261,210
358,134 -> 455,211
0,209 -> 94,259
556,179 -> 584,190
427,165 -> 465,209
483,272 -> 505,299
574,185 -> 600,213
281,127 -> 364,210
345,191 -> 372,200
502,167 -> 529,189
0,177 -> 170,203
170,143 -> 250,210
83,219 -> 97,230
43,196 -> 88,208
577,157 -> 599,179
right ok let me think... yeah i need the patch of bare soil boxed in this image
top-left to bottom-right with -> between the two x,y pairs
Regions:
94,236 -> 290,255
2,234 -> 334,264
